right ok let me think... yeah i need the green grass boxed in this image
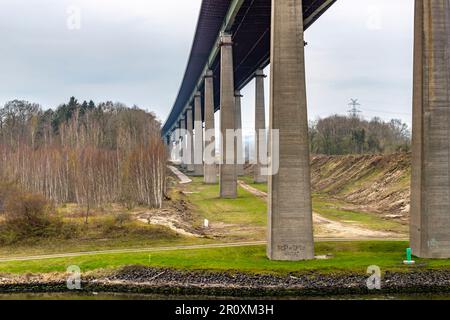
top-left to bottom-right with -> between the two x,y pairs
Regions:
185,177 -> 266,241
0,172 -> 409,276
1,175 -> 406,258
236,176 -> 407,235
0,215 -> 210,257
312,194 -> 408,234
1,241 -> 450,275
0,176 -> 268,258
0,232 -> 208,258
239,176 -> 268,193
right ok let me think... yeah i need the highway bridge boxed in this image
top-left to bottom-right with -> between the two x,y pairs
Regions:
161,0 -> 450,261
161,0 -> 335,135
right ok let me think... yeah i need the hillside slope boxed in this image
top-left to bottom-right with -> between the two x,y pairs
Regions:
310,153 -> 411,220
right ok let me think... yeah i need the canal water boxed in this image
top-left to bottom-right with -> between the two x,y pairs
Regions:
0,292 -> 448,300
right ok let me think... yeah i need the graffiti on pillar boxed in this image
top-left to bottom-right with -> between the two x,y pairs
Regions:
277,244 -> 306,257
428,238 -> 438,250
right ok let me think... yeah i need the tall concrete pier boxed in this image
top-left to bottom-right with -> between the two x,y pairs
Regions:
179,117 -> 187,170
410,0 -> 450,259
234,90 -> 244,176
267,0 -> 314,261
254,69 -> 267,184
204,70 -> 217,184
194,92 -> 204,176
219,33 -> 237,199
172,127 -> 179,163
186,108 -> 195,172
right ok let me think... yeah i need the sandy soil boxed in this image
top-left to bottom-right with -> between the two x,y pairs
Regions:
312,214 -> 396,239
144,169 -> 401,240
238,180 -> 400,239
310,153 -> 411,219
136,210 -> 201,238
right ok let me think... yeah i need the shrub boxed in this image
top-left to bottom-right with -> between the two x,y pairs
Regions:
114,212 -> 133,226
2,192 -> 63,242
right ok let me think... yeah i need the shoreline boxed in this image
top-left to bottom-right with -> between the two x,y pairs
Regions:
1,267 -> 449,298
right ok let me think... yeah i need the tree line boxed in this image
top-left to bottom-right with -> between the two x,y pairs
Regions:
0,98 -> 167,218
309,115 -> 411,155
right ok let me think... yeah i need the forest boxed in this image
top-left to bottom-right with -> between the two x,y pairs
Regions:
0,98 -> 167,213
309,115 -> 411,155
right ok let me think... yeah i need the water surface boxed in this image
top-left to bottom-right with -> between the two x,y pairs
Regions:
0,292 -> 449,300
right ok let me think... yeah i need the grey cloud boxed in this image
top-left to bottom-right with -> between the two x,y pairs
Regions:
0,0 -> 414,128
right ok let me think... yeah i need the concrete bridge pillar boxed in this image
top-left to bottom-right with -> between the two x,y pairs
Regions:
165,135 -> 171,160
179,118 -> 186,170
173,126 -> 180,162
186,107 -> 195,172
171,133 -> 177,162
411,0 -> 450,258
219,32 -> 237,198
254,69 -> 267,184
234,90 -> 244,176
267,0 -> 314,261
204,70 -> 217,184
171,130 -> 177,162
194,92 -> 204,176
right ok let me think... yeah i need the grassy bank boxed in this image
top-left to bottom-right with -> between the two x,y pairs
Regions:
1,241 -> 450,275
0,203 -> 210,257
186,177 -> 266,241
312,194 -> 408,234
237,176 -> 407,236
0,172 -> 408,261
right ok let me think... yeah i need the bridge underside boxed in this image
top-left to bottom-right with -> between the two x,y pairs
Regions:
162,0 -> 335,134
209,0 -> 335,114
164,0 -> 450,260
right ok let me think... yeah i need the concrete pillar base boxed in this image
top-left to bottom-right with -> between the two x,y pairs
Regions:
410,0 -> 450,259
219,33 -> 237,199
193,165 -> 204,177
203,70 -> 217,185
203,166 -> 218,184
254,69 -> 267,185
235,90 -> 244,178
267,0 -> 314,261
254,177 -> 267,184
186,108 -> 194,173
194,92 -> 204,177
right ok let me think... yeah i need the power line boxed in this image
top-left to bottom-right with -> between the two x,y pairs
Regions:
362,108 -> 411,116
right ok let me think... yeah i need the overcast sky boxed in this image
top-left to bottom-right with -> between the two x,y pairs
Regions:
0,0 -> 414,128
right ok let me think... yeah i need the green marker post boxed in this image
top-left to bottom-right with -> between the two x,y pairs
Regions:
406,248 -> 412,262
404,247 -> 415,265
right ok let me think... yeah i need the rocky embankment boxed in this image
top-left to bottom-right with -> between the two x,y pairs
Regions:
1,266 -> 449,297
311,153 -> 411,219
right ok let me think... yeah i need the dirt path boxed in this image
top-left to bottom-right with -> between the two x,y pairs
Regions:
238,180 -> 400,239
238,181 -> 267,199
134,167 -> 199,237
312,214 -> 396,239
136,210 -> 202,238
0,242 -> 266,263
168,166 -> 192,184
137,176 -> 399,240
